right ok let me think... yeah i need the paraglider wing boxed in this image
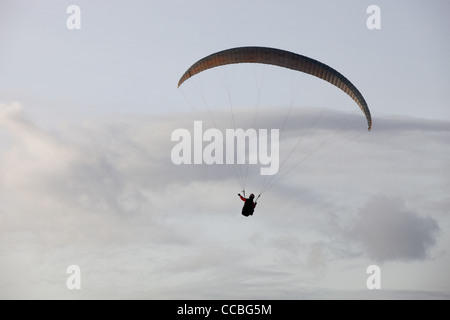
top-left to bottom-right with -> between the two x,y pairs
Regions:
178,47 -> 372,130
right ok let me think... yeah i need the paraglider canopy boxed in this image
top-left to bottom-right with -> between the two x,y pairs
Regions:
178,46 -> 372,130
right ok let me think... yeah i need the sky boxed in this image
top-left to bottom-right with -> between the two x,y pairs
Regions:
0,0 -> 449,299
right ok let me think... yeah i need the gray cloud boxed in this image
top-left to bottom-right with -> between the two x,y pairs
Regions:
0,102 -> 449,298
349,195 -> 440,262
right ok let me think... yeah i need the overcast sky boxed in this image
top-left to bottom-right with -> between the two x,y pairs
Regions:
0,0 -> 449,299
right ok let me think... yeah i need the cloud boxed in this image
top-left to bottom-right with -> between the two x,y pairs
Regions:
349,195 -> 440,262
0,101 -> 449,298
